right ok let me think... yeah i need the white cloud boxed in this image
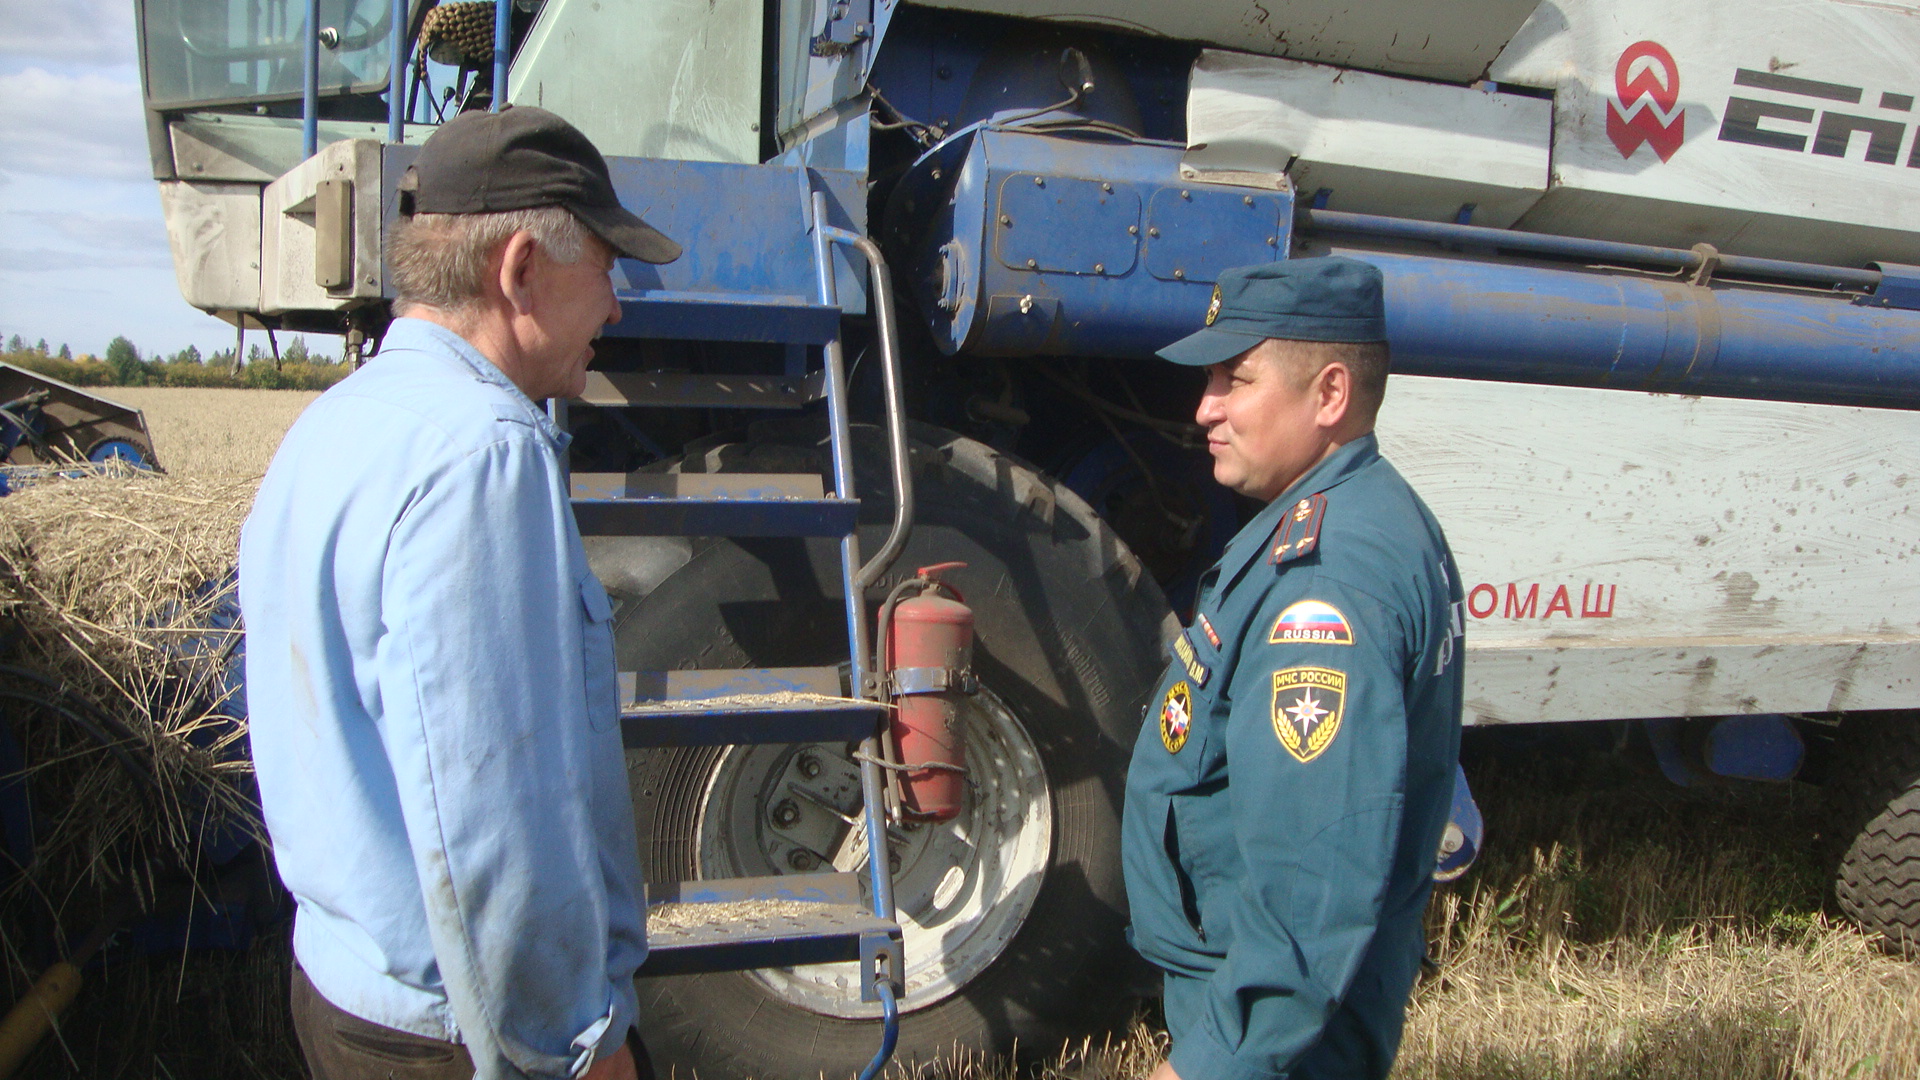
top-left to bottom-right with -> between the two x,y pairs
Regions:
0,66 -> 151,181
0,0 -> 138,68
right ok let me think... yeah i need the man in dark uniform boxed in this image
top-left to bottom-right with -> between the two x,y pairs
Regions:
1122,258 -> 1464,1080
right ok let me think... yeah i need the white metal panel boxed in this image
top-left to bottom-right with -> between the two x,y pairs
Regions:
1488,0 -> 1920,266
1376,375 -> 1920,723
911,0 -> 1541,83
1182,50 -> 1550,226
511,0 -> 762,164
158,181 -> 262,313
259,140 -> 383,314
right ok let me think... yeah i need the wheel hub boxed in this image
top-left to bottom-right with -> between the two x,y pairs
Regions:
693,684 -> 1052,1017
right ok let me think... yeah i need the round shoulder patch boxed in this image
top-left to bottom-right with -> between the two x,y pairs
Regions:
1160,681 -> 1193,753
1269,599 -> 1354,645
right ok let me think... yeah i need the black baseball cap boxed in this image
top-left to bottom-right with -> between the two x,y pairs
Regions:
1157,257 -> 1388,366
398,106 -> 681,264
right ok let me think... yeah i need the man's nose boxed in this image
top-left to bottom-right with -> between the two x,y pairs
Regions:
1194,388 -> 1225,427
604,279 -> 622,326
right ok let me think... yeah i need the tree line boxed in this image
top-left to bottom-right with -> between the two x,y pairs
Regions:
2,334 -> 352,391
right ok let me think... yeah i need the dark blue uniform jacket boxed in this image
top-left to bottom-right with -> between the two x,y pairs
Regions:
1122,433 -> 1464,1080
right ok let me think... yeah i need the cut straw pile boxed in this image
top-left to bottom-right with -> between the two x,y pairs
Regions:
0,467 -> 261,918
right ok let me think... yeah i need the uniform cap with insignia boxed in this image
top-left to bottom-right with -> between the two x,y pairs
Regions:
1156,257 -> 1387,367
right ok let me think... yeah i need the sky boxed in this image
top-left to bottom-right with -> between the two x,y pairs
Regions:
0,0 -> 327,359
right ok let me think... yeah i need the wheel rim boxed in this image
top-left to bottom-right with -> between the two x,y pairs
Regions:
692,683 -> 1053,1018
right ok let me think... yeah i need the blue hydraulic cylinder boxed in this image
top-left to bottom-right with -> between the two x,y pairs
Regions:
1342,249 -> 1920,409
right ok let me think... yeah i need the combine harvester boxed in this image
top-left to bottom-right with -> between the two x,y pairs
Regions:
132,0 -> 1920,1074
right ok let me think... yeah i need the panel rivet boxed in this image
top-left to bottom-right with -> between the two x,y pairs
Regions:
1267,236 -> 1278,246
1128,224 -> 1139,235
1000,214 -> 1013,226
1026,258 -> 1038,268
1173,268 -> 1186,279
1244,194 -> 1254,205
1148,226 -> 1160,237
1102,182 -> 1113,193
1180,190 -> 1191,200
1094,262 -> 1106,274
1033,175 -> 1045,187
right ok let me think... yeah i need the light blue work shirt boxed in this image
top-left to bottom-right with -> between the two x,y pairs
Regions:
240,318 -> 646,1080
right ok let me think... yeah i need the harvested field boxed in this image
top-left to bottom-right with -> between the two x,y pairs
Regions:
105,387 -> 321,478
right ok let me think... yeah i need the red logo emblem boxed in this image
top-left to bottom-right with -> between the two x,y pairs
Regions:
1606,41 -> 1685,162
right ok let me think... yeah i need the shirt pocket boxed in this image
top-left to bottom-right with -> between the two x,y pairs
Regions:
578,572 -> 619,733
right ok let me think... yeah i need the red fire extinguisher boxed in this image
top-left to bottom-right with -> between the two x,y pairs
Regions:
878,562 -> 974,822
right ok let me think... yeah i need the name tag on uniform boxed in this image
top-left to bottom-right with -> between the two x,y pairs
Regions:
1173,630 -> 1211,688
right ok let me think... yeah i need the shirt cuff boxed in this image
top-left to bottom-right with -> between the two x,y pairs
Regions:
1167,1022 -> 1285,1080
567,1007 -> 618,1079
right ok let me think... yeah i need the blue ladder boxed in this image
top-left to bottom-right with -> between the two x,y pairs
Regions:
564,184 -> 914,1080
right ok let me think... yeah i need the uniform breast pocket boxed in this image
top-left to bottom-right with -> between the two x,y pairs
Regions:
578,572 -> 619,732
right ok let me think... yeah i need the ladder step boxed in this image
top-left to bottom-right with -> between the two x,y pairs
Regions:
608,290 -> 843,345
621,697 -> 883,748
621,668 -> 880,746
643,898 -> 897,976
572,495 -> 858,537
649,870 -> 862,906
578,371 -> 825,409
572,472 -> 824,501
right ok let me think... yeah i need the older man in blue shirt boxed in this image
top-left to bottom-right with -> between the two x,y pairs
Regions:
240,108 -> 680,1080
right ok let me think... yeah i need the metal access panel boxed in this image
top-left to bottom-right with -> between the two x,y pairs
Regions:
1182,50 -> 1552,228
888,126 -> 1291,358
510,0 -> 764,164
1489,0 -> 1920,267
908,0 -> 1541,83
1379,376 -> 1920,724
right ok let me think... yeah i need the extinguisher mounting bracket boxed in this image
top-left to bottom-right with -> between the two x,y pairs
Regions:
888,666 -> 978,696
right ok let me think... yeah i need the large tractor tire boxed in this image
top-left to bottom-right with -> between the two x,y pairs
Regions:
584,421 -> 1171,1078
1830,712 -> 1920,957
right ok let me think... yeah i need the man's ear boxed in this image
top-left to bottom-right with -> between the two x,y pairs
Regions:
497,230 -> 540,316
1314,360 -> 1353,429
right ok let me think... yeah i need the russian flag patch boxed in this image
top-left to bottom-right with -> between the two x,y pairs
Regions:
1268,600 -> 1354,646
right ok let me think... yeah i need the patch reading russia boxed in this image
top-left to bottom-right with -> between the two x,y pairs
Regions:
1172,630 -> 1211,688
1269,600 -> 1354,645
1160,680 -> 1193,754
1271,666 -> 1345,763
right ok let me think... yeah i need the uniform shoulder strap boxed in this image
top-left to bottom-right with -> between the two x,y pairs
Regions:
1269,492 -> 1327,565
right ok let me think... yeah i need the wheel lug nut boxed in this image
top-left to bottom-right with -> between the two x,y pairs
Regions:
788,849 -> 817,871
888,852 -> 902,873
771,799 -> 801,827
797,753 -> 822,779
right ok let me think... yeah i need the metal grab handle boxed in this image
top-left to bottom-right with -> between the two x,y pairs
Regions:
815,224 -> 915,589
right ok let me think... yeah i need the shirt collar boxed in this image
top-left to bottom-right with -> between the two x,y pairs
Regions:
379,318 -> 572,451
1214,433 -> 1381,592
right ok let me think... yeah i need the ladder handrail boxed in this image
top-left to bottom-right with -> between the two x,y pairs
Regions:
816,226 -> 915,590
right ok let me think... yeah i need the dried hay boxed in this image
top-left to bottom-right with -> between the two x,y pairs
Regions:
0,466 -> 261,923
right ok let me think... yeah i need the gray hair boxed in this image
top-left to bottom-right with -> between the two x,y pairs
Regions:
387,206 -> 590,312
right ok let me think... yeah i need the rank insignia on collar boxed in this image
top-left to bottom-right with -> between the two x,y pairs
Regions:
1160,680 -> 1193,753
1173,630 -> 1211,687
1271,492 -> 1327,565
1269,600 -> 1354,645
1271,666 -> 1345,763
1197,613 -> 1222,649
1204,284 -> 1223,326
